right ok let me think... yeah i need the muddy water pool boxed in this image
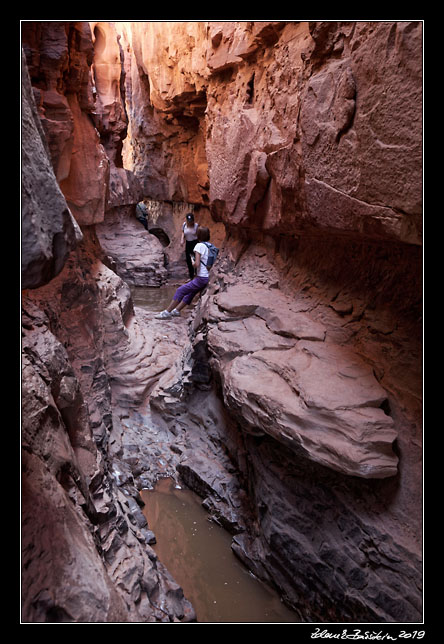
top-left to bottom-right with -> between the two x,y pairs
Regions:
130,284 -> 181,312
141,478 -> 298,623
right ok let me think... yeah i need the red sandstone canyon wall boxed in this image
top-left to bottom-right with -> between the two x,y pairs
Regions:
21,22 -> 195,622
115,21 -> 422,243
21,21 -> 423,624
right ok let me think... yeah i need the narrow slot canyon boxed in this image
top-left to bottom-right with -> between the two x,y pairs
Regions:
21,21 -> 423,625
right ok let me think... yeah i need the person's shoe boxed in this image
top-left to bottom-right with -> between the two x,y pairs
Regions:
170,309 -> 181,317
155,310 -> 172,319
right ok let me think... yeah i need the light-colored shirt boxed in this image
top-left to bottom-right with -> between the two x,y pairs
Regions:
194,242 -> 209,278
183,222 -> 198,241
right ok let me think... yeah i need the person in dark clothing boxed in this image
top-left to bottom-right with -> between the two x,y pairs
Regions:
181,212 -> 199,279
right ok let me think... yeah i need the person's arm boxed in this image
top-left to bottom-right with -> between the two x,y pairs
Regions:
193,251 -> 201,273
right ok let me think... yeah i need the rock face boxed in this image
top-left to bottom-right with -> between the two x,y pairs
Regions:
23,22 -> 110,225
116,21 -> 209,204
204,21 -> 422,243
21,23 -> 196,623
22,236 -> 196,622
118,21 -> 421,244
208,283 -> 397,479
96,206 -> 168,286
22,20 -> 422,624
181,245 -> 422,622
21,50 -> 81,289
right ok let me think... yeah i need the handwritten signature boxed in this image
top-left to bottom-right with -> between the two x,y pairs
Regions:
311,629 -> 425,641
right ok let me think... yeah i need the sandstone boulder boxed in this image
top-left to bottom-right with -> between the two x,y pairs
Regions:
207,284 -> 397,479
208,316 -> 296,361
213,283 -> 326,341
222,344 -> 397,478
96,207 -> 167,287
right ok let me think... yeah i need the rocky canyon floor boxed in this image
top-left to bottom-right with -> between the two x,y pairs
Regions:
96,228 -> 423,623
21,225 -> 423,625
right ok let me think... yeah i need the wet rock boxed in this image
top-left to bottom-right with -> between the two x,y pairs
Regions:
177,451 -> 246,534
177,452 -> 228,500
140,528 -> 157,545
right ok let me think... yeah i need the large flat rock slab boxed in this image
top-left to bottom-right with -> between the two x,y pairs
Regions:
207,284 -> 398,479
222,342 -> 397,478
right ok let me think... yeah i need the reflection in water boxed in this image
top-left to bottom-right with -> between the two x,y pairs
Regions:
141,478 -> 298,623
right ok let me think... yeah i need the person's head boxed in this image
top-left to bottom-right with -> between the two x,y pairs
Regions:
185,212 -> 195,227
197,226 -> 210,242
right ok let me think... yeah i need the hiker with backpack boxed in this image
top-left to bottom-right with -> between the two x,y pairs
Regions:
155,226 -> 218,319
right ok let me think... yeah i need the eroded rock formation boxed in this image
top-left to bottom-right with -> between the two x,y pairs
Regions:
22,20 -> 422,624
21,22 -> 195,623
208,283 -> 398,479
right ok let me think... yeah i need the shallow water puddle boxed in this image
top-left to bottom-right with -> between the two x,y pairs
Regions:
140,477 -> 298,623
130,284 -> 179,312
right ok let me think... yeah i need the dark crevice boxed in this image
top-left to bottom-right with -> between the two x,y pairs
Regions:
148,227 -> 170,247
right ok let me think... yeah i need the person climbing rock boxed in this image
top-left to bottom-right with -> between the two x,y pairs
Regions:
156,226 -> 211,319
181,212 -> 199,280
135,200 -> 149,230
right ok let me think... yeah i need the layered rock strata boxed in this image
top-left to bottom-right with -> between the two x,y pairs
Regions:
21,19 -> 422,624
21,22 -> 195,622
145,237 -> 422,621
116,19 -> 422,621
205,244 -> 421,621
208,283 -> 398,479
22,234 -> 196,622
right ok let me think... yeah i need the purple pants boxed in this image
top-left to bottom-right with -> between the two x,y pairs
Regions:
173,276 -> 209,305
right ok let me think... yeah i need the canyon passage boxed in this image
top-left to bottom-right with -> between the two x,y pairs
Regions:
21,21 -> 423,624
